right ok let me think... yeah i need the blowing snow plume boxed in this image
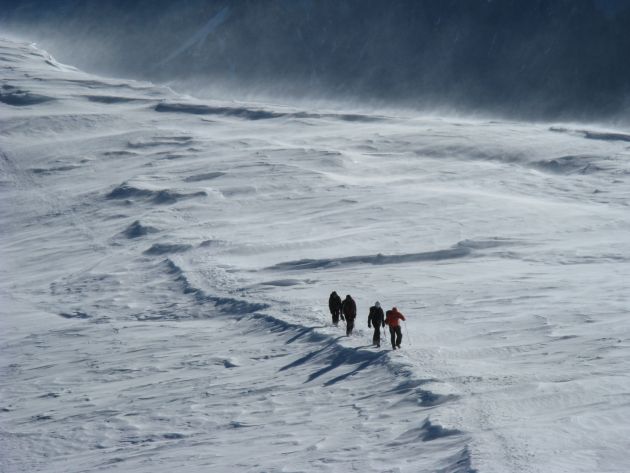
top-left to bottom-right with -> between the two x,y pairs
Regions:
1,0 -> 630,121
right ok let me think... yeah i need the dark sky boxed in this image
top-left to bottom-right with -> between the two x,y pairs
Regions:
1,0 -> 629,121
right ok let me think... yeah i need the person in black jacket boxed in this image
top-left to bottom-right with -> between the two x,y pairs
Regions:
367,301 -> 385,347
341,294 -> 357,336
328,291 -> 343,326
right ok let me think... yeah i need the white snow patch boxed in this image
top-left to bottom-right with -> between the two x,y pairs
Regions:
2,38 -> 630,473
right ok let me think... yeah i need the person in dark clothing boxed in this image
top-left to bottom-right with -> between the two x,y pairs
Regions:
367,301 -> 385,347
328,291 -> 343,326
341,294 -> 357,336
385,306 -> 406,350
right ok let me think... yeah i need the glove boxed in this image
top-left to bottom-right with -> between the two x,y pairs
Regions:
368,323 -> 371,328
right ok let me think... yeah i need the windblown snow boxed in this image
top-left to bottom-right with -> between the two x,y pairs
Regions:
1,39 -> 629,473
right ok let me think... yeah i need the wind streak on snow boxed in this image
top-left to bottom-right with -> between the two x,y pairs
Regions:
267,239 -> 517,271
155,101 -> 383,122
550,126 -> 630,143
84,95 -> 147,104
0,84 -> 55,106
106,183 -> 207,205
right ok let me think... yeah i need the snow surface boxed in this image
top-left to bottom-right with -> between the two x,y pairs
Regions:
1,38 -> 630,473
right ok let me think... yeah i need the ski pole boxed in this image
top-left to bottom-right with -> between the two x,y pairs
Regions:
403,320 -> 412,346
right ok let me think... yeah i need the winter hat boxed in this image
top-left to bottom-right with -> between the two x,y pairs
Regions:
375,301 -> 381,308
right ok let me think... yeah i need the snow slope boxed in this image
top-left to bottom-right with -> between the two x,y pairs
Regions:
1,38 -> 629,472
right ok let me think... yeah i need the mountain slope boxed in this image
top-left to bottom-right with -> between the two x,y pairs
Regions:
1,38 -> 629,472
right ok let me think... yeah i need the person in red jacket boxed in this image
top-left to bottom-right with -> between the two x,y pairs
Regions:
385,306 -> 406,350
341,294 -> 357,336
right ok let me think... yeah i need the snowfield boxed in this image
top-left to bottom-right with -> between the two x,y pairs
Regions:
1,38 -> 629,473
